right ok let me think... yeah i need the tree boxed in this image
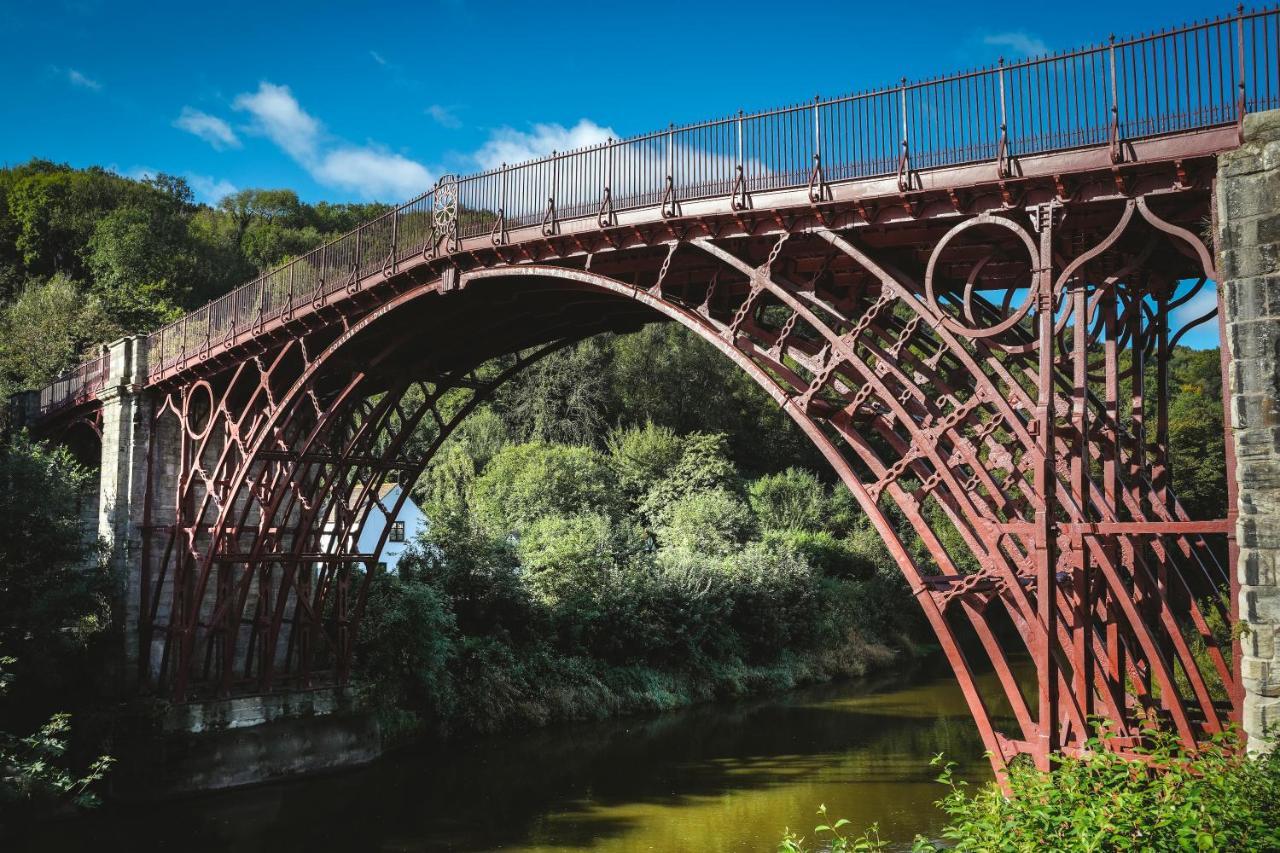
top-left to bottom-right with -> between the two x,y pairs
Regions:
605,421 -> 685,502
654,488 -> 755,557
748,468 -> 829,532
471,442 -> 622,536
495,338 -> 612,445
517,512 -> 618,606
0,434 -> 113,708
637,431 -> 740,526
218,188 -> 303,243
0,274 -> 116,399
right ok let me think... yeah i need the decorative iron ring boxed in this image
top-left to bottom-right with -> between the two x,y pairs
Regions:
924,213 -> 1041,339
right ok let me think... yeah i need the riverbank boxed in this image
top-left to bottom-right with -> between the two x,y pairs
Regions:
373,630 -> 905,746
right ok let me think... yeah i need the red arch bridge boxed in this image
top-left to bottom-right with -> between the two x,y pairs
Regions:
14,9 -> 1280,777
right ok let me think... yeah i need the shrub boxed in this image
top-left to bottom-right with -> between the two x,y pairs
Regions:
761,529 -> 878,581
472,442 -> 621,535
920,729 -> 1280,852
654,488 -> 755,557
605,421 -> 684,503
0,433 -> 114,709
749,468 -> 828,532
724,542 -> 820,657
781,728 -> 1280,853
0,659 -> 112,819
517,512 -> 618,606
637,431 -> 740,525
357,561 -> 457,714
410,515 -> 536,641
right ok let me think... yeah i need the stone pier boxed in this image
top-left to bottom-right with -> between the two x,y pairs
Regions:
89,336 -> 382,797
1217,110 -> 1280,752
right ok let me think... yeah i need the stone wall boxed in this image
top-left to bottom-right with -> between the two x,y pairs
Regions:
1217,110 -> 1280,752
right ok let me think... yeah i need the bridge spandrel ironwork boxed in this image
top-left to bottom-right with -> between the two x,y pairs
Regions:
19,8 -> 1277,777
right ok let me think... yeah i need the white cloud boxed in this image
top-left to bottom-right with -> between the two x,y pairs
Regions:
982,31 -> 1050,58
473,119 -> 614,170
231,81 -> 432,200
186,174 -> 238,204
174,107 -> 240,150
1171,284 -> 1220,331
370,50 -> 388,66
426,104 -> 462,130
55,66 -> 101,90
313,147 -> 433,200
233,82 -> 322,162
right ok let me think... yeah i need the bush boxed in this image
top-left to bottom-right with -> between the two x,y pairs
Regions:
0,659 -> 112,820
605,421 -> 684,503
655,488 -> 755,557
357,560 -> 456,714
781,729 -> 1280,853
749,468 -> 828,532
637,431 -> 740,525
472,442 -> 621,535
723,542 -> 820,658
517,512 -> 618,606
0,433 -> 114,711
920,729 -> 1280,852
761,529 -> 878,581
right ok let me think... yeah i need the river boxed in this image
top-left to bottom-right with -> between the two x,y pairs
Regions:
24,658 -> 1013,852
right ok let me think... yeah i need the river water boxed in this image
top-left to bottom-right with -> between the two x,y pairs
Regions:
26,658 -> 1010,852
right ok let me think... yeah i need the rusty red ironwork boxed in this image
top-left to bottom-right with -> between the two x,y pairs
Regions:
20,8 -> 1275,777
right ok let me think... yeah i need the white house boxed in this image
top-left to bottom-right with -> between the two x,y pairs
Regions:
321,483 -> 429,574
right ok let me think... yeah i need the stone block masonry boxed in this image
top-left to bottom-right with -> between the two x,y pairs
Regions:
1217,109 -> 1280,752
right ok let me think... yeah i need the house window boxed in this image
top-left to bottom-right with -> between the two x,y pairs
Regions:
390,521 -> 406,542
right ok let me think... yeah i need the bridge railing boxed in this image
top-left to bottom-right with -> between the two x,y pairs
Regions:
31,7 -> 1280,401
36,351 -> 109,418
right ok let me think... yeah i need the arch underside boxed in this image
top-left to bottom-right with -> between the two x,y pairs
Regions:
141,189 -> 1238,774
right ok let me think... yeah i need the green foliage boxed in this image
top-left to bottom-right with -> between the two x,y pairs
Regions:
761,529 -> 879,581
357,561 -> 456,714
655,488 -> 755,557
472,442 -> 621,535
358,416 -> 921,738
749,468 -> 829,532
517,512 -> 619,606
0,275 -> 116,398
783,729 -> 1280,853
414,405 -> 510,519
0,433 -> 114,700
779,804 -> 892,852
0,435 -> 115,820
637,431 -> 740,526
917,730 -> 1280,852
495,337 -> 612,445
605,421 -> 685,502
0,658 -> 113,817
602,323 -> 825,474
0,161 -> 395,397
723,542 -> 819,657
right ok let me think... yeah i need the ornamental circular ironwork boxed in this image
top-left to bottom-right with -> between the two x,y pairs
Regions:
924,214 -> 1042,339
182,380 -> 215,441
433,174 -> 459,233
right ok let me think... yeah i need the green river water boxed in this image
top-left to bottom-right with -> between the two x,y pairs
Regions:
25,658 -> 1013,852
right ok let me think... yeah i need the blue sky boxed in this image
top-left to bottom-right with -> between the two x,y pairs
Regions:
1,0 -> 1231,347
1,0 -> 1240,206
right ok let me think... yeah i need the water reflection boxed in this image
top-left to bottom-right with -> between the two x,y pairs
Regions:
23,658 -> 1014,852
